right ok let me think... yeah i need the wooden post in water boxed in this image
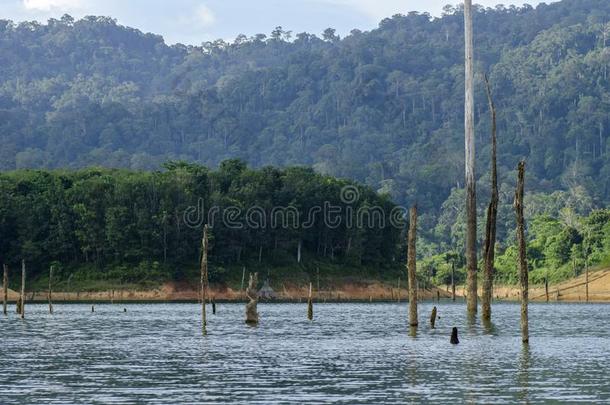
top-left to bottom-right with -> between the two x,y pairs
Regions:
515,161 -> 529,344
430,306 -> 437,329
91,305 -> 95,313
245,272 -> 259,324
407,205 -> 418,327
545,277 -> 549,303
48,265 -> 54,314
482,74 -> 498,322
2,264 -> 7,316
200,224 -> 209,334
307,282 -> 313,321
20,260 -> 25,319
212,298 -> 216,315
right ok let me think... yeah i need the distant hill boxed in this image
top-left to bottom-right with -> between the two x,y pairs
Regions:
0,0 -> 608,249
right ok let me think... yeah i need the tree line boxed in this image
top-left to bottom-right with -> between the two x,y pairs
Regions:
0,162 -> 400,287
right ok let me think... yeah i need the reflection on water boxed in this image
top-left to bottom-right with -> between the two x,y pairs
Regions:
0,302 -> 609,403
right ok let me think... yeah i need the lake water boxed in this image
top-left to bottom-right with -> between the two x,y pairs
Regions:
1,301 -> 609,404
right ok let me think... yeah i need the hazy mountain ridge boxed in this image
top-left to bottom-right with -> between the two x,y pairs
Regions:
0,0 -> 608,215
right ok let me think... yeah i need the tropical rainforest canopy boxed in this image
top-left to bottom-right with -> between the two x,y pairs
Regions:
0,0 -> 608,287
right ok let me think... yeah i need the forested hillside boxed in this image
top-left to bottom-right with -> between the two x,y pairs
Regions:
0,0 -> 609,285
0,163 -> 400,287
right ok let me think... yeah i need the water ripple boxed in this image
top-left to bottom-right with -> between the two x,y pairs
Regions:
1,302 -> 609,403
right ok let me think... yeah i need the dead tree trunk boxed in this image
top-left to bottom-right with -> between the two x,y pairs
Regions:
545,277 -> 549,303
307,282 -> 313,320
297,240 -> 302,263
407,205 -> 418,327
585,256 -> 589,302
2,264 -> 7,316
240,267 -> 246,298
464,0 -> 478,316
430,306 -> 437,328
515,161 -> 529,344
397,276 -> 401,303
200,224 -> 209,334
48,265 -> 54,314
482,75 -> 498,322
245,272 -> 259,325
451,261 -> 456,302
20,260 -> 25,319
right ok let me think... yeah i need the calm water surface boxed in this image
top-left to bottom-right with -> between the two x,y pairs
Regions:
1,302 -> 609,404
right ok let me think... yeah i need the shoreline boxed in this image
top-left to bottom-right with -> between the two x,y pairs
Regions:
4,268 -> 609,304
5,282 -> 452,303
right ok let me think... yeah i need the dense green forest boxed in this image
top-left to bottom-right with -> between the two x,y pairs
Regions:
0,0 -> 609,288
0,165 -> 608,289
0,163 -> 401,289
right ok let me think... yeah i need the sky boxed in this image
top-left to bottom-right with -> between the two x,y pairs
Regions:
0,0 -> 555,45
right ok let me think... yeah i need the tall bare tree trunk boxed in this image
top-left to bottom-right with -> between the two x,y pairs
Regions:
515,161 -> 529,344
20,260 -> 25,319
49,265 -> 54,314
2,264 -> 7,316
464,0 -> 478,315
482,75 -> 498,321
200,224 -> 209,334
407,205 -> 418,327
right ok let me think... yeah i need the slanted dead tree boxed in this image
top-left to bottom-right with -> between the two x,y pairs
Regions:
245,272 -> 259,325
407,205 -> 418,327
200,224 -> 209,334
515,161 -> 529,344
464,0 -> 478,316
482,75 -> 498,322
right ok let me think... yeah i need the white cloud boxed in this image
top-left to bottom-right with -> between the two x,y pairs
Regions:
23,0 -> 82,11
195,4 -> 215,26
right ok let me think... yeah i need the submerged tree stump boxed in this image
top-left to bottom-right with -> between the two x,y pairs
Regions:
450,327 -> 459,344
212,298 -> 216,315
307,282 -> 313,321
407,205 -> 418,327
430,306 -> 437,328
245,272 -> 259,325
515,161 -> 529,344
